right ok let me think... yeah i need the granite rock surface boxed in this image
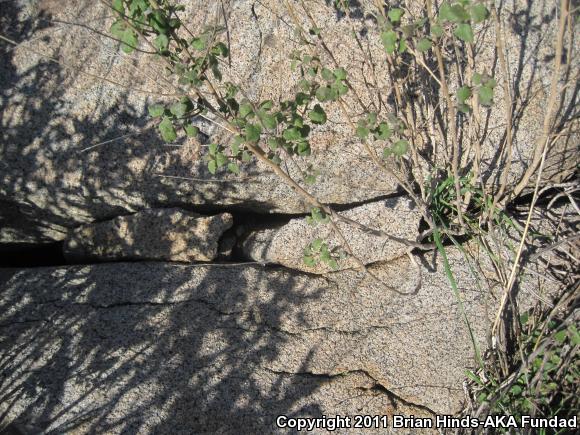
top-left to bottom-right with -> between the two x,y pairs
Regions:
240,197 -> 422,273
63,208 -> 233,263
1,0 -> 577,243
0,241 -> 562,433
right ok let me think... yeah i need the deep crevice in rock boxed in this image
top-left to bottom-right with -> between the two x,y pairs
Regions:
0,242 -> 65,268
326,190 -> 408,211
0,193 -> 414,268
263,366 -> 437,415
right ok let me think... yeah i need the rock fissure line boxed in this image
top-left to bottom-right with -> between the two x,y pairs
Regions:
0,191 -> 415,269
0,318 -> 49,328
357,383 -> 438,415
47,298 -> 252,317
8,297 -> 401,336
262,366 -> 437,415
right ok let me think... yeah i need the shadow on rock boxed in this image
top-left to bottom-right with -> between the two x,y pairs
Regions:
0,262 -> 330,433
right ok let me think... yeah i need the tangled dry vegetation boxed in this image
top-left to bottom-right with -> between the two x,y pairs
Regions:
2,0 -> 578,430
101,0 -> 580,426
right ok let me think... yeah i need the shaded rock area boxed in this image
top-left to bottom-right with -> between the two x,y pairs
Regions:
240,197 -> 421,273
0,242 -> 561,433
0,200 -> 68,244
0,0 -> 575,433
0,0 -> 400,244
63,208 -> 233,263
1,0 -> 577,243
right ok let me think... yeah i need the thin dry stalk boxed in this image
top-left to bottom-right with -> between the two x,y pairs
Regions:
491,6 -> 514,204
511,0 -> 570,199
425,0 -> 465,227
491,139 -> 550,342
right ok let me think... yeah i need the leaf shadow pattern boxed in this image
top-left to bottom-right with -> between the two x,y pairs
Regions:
0,254 -> 429,434
0,0 -> 279,245
2,203 -> 569,432
0,197 -> 414,433
0,260 -> 330,433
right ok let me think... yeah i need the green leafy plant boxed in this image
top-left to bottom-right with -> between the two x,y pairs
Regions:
303,238 -> 345,270
104,2 -> 577,422
472,71 -> 497,106
465,304 -> 579,430
438,0 -> 489,43
305,207 -> 329,225
456,72 -> 497,112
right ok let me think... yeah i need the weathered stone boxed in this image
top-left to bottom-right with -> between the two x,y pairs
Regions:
0,200 -> 67,243
240,197 -> 421,273
216,232 -> 237,260
0,0 -> 399,244
63,208 -> 233,263
0,242 -> 561,432
3,0 -> 576,243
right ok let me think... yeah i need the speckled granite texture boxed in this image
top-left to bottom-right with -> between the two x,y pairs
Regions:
63,208 -> 233,263
2,0 -> 577,243
0,239 -> 563,433
240,197 -> 421,273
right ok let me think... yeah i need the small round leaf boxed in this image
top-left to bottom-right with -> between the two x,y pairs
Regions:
227,162 -> 240,174
158,117 -> 177,142
148,105 -> 165,118
417,38 -> 432,52
153,34 -> 169,52
388,8 -> 404,23
208,160 -> 217,174
308,104 -> 327,124
470,4 -> 489,23
457,86 -> 472,103
454,23 -> 474,43
392,139 -> 409,156
244,124 -> 262,142
184,124 -> 199,137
